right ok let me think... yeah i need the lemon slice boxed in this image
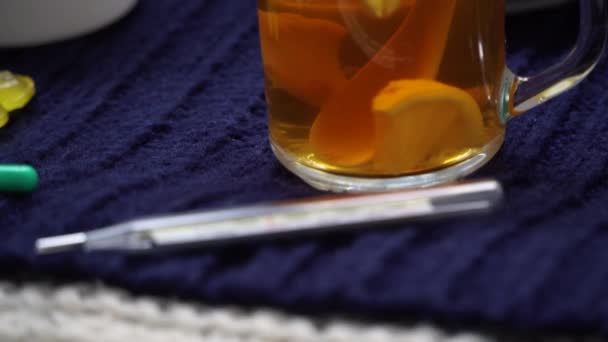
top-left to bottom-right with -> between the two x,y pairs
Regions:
258,11 -> 347,107
362,0 -> 415,18
309,0 -> 456,168
372,79 -> 484,174
265,0 -> 362,22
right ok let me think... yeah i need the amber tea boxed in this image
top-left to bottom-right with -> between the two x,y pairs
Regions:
258,0 -> 506,178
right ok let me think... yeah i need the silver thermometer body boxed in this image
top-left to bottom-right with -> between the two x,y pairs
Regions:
36,180 -> 502,254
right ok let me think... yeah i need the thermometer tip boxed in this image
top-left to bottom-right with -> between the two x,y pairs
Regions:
36,233 -> 87,255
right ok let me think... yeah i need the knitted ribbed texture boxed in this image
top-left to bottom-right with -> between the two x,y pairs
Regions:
1,281 -> 602,341
0,282 -> 502,342
0,0 -> 605,337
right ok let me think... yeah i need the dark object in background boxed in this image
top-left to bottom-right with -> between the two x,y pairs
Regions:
508,0 -> 574,14
506,0 -> 579,76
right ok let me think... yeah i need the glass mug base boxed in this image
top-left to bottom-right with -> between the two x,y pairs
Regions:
271,134 -> 504,193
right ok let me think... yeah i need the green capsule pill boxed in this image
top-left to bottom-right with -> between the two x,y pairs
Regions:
0,164 -> 39,192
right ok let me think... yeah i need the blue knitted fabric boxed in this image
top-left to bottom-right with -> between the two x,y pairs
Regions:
1,0 -> 606,336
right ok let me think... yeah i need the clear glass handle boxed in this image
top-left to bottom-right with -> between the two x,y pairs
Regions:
506,0 -> 608,116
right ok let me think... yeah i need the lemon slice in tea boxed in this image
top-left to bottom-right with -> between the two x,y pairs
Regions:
362,0 -> 415,18
372,79 -> 484,174
258,11 -> 348,107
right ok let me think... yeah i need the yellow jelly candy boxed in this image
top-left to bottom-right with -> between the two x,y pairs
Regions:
0,106 -> 8,128
372,79 -> 484,173
0,70 -> 35,128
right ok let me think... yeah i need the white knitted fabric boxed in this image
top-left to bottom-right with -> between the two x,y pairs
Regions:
0,282 -> 589,342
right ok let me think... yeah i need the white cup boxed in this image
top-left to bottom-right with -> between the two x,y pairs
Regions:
0,0 -> 137,47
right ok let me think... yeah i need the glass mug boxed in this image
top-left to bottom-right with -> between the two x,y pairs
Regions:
256,0 -> 607,192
